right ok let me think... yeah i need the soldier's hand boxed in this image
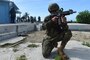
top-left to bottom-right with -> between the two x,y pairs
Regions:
61,16 -> 67,23
51,16 -> 58,22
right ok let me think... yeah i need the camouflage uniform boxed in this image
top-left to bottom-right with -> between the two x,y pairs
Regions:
42,15 -> 72,58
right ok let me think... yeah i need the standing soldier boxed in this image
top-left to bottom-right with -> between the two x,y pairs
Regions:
10,7 -> 16,23
42,3 -> 72,60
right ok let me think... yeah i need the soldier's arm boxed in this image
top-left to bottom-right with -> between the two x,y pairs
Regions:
61,16 -> 69,30
42,16 -> 52,30
42,16 -> 54,30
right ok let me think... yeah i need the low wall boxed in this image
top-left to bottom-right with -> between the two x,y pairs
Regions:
37,23 -> 90,31
68,23 -> 90,31
0,23 -> 36,41
0,23 -> 90,41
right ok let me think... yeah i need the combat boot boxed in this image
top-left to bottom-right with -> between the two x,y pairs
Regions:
58,47 -> 69,60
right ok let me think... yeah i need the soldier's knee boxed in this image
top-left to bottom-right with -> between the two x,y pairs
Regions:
42,43 -> 51,58
42,44 -> 52,58
68,30 -> 72,38
65,30 -> 72,38
62,30 -> 72,42
68,32 -> 72,38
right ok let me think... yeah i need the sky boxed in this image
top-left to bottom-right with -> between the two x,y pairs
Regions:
12,0 -> 90,21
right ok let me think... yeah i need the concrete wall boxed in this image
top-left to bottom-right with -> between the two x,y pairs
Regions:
0,23 -> 36,41
68,23 -> 90,31
0,23 -> 90,41
37,23 -> 90,31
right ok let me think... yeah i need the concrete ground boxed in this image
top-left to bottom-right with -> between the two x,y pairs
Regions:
26,31 -> 90,43
0,31 -> 90,60
0,40 -> 90,60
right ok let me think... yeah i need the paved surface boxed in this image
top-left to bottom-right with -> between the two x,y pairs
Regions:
24,40 -> 90,60
0,40 -> 90,60
0,30 -> 90,60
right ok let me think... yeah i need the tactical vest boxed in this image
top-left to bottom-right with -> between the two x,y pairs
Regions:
46,15 -> 63,37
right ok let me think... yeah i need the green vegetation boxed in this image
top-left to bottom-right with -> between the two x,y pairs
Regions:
27,44 -> 39,48
82,41 -> 90,47
54,55 -> 61,60
76,10 -> 90,24
16,55 -> 27,60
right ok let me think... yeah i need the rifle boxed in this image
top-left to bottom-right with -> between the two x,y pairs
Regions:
51,8 -> 76,25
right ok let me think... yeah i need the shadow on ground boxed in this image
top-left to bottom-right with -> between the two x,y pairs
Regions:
65,47 -> 90,60
44,46 -> 90,60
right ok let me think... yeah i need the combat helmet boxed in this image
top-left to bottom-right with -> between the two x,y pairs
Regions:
48,3 -> 59,13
